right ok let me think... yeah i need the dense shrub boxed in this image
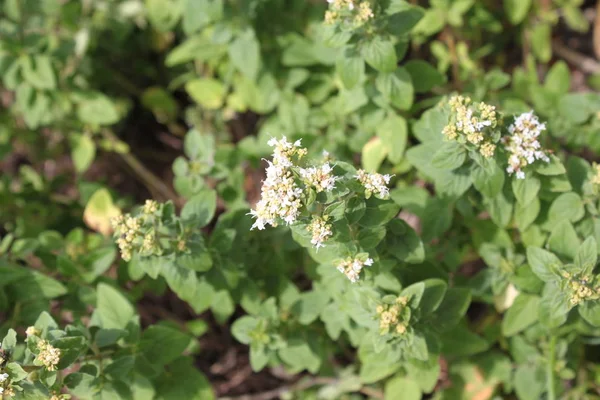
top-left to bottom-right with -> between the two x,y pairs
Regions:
1,0 -> 600,399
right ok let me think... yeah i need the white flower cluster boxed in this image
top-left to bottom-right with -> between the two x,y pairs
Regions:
355,169 -> 392,198
112,215 -> 142,261
336,255 -> 373,283
299,163 -> 338,193
503,111 -> 549,179
36,340 -> 61,371
250,137 -> 307,230
325,0 -> 374,25
0,373 -> 8,383
443,96 -> 498,158
306,216 -> 332,249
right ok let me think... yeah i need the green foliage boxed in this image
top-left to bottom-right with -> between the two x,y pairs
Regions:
1,0 -> 600,399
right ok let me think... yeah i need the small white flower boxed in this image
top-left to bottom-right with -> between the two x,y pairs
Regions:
0,373 -> 8,382
299,163 -> 338,193
504,111 -> 549,178
336,255 -> 373,283
306,216 -> 333,249
356,170 -> 392,198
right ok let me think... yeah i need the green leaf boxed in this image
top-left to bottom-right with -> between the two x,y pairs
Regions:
377,113 -> 407,164
2,329 -> 17,351
419,279 -> 447,315
186,79 -> 226,109
526,247 -> 562,282
97,283 -> 136,330
231,316 -> 259,345
139,325 -> 190,368
359,198 -> 400,228
548,192 -> 584,225
575,237 -> 597,274
404,60 -> 445,93
95,329 -> 127,348
385,376 -> 421,400
6,362 -> 28,381
154,357 -> 215,400
544,61 -> 570,94
548,220 -> 580,260
184,129 -> 214,162
535,155 -> 566,176
145,0 -> 182,31
77,93 -> 120,125
361,137 -> 387,172
375,67 -> 414,110
362,37 -> 397,72
181,189 -> 217,228
83,188 -> 121,236
70,134 -> 96,174
486,189 -> 513,228
515,197 -> 540,232
538,283 -> 569,328
182,0 -> 223,34
22,55 -> 56,89
504,0 -> 531,24
579,301 -> 600,327
531,23 -> 552,62
336,46 -> 364,90
55,336 -> 87,369
408,332 -> 429,361
346,197 -> 366,224
440,324 -> 490,357
512,175 -> 540,206
278,337 -> 321,373
386,219 -> 425,264
165,36 -> 226,67
430,288 -> 471,331
65,373 -> 100,398
297,290 -> 329,325
431,141 -> 466,170
386,6 -> 424,36
401,282 -> 425,307
471,162 -> 505,198
514,364 -> 545,400
229,29 -> 261,81
502,294 -> 540,336
249,344 -> 269,371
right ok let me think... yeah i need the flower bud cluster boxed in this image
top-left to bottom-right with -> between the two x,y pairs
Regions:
299,163 -> 338,193
36,340 -> 60,371
143,199 -> 158,214
325,0 -> 374,25
355,170 -> 392,199
306,215 -> 333,249
112,215 -> 143,261
443,95 -> 498,158
250,137 -> 306,230
503,111 -> 550,179
561,271 -> 600,306
376,296 -> 409,335
26,326 -> 39,337
335,255 -> 373,283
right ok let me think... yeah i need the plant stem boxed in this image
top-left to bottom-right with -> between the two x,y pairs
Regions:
101,129 -> 181,205
547,335 -> 557,400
